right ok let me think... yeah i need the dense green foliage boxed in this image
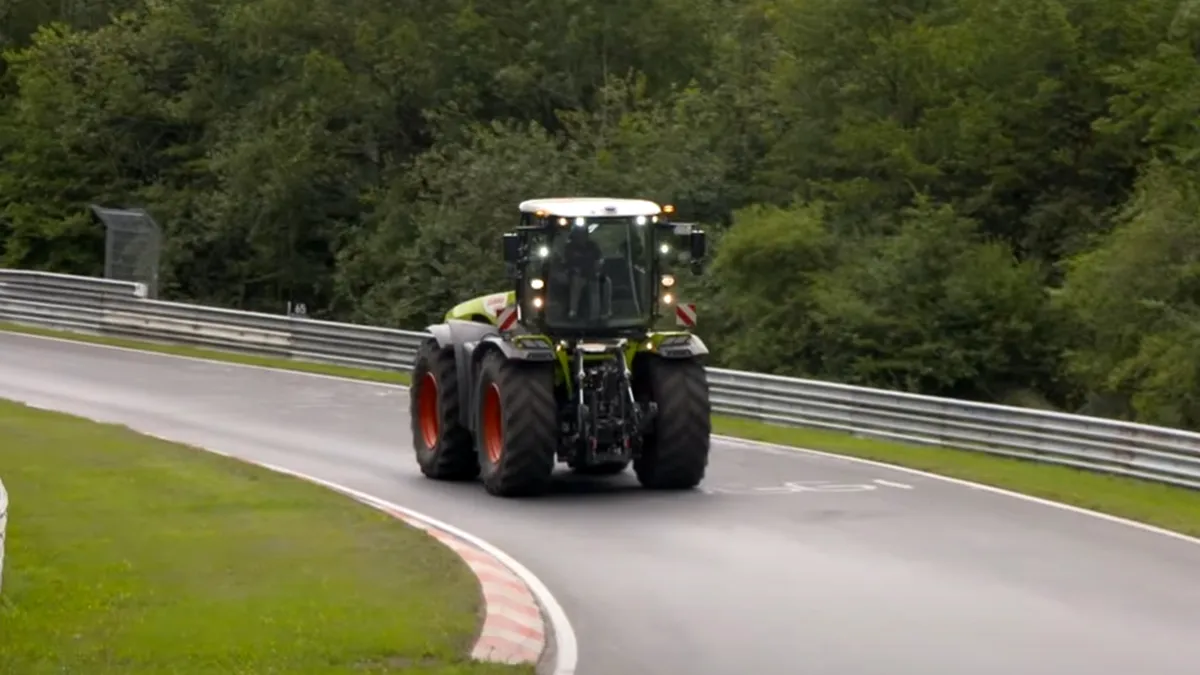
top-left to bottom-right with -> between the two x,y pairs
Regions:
2,0 -> 1199,427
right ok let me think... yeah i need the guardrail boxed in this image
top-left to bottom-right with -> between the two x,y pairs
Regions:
1,477 -> 8,594
3,268 -> 1200,491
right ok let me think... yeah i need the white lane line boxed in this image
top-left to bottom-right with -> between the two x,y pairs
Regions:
874,479 -> 914,489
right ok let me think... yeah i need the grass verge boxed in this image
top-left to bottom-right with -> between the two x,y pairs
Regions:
0,398 -> 531,675
3,320 -> 1200,538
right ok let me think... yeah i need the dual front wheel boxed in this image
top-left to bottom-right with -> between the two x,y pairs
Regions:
410,339 -> 710,497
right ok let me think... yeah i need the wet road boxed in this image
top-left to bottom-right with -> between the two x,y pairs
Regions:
2,331 -> 1199,675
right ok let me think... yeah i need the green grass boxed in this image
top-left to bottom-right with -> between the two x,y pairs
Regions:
0,399 -> 532,675
4,320 -> 1200,538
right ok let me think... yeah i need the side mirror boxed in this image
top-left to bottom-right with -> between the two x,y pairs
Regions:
689,230 -> 707,261
502,233 -> 521,263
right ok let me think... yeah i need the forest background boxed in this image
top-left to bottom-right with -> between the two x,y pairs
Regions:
3,0 -> 1200,429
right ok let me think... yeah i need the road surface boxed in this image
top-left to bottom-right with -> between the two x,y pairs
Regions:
2,331 -> 1199,675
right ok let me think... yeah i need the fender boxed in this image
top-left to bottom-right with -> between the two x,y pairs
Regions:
424,320 -> 555,430
463,334 -> 556,433
649,333 -> 710,359
424,320 -> 500,428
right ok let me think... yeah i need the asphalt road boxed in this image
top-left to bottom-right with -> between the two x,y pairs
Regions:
2,331 -> 1200,675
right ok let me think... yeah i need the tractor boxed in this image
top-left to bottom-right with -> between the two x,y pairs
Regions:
408,197 -> 712,497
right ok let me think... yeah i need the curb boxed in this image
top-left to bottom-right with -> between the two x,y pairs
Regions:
378,505 -> 546,664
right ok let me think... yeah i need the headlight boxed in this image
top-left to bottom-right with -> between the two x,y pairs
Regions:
537,245 -> 550,258
533,296 -> 544,308
661,274 -> 675,287
662,293 -> 673,304
530,278 -> 544,290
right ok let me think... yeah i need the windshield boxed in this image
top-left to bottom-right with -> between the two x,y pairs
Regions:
527,217 -> 654,332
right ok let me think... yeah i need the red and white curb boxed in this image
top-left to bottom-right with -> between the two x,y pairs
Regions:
377,506 -> 545,663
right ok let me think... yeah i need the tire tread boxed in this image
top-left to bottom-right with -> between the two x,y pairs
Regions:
478,351 -> 557,497
410,339 -> 478,480
634,357 -> 711,489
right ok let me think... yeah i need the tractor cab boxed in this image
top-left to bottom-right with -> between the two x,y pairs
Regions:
502,198 -> 706,339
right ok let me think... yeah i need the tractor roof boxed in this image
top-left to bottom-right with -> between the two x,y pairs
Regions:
518,197 -> 662,218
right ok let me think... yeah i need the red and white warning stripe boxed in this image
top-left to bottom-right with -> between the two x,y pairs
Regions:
497,305 -> 518,331
675,302 -> 696,327
382,509 -> 546,665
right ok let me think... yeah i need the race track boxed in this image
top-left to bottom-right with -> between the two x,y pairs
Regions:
2,331 -> 1199,675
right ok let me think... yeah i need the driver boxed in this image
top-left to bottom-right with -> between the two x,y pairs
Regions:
563,225 -> 610,319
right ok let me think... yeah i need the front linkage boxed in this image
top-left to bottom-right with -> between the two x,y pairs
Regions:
557,339 -> 658,471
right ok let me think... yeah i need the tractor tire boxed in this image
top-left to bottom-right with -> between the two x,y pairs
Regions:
475,350 -> 558,497
634,356 -> 711,490
573,460 -> 630,476
410,339 -> 478,481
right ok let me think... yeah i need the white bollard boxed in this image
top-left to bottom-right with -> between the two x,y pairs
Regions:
0,477 -> 7,594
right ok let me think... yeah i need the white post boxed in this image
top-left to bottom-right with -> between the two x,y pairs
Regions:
0,477 -> 7,594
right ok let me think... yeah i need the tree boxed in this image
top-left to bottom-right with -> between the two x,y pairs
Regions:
810,199 -> 1062,401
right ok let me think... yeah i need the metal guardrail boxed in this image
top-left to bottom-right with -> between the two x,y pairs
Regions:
1,477 -> 7,594
3,268 -> 1200,490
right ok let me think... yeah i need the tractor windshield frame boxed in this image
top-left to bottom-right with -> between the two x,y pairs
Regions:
518,216 -> 659,338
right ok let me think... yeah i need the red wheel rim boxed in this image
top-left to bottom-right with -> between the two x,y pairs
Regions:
418,372 -> 440,448
481,383 -> 503,463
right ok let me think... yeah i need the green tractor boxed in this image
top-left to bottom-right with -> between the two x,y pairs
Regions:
409,197 -> 712,497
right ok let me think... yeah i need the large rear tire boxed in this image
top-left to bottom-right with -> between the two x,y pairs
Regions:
634,356 -> 711,490
410,339 -> 478,480
475,350 -> 558,497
